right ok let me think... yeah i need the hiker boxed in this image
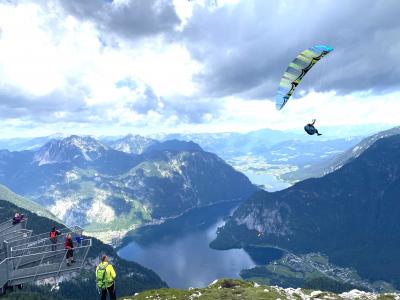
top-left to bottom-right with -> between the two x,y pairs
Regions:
49,225 -> 61,251
12,213 -> 24,225
96,255 -> 117,300
64,233 -> 75,266
75,234 -> 84,246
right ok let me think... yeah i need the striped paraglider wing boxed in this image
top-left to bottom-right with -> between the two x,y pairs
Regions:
275,45 -> 333,110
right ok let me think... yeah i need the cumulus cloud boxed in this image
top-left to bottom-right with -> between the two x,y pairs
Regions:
59,0 -> 181,39
183,0 -> 400,98
0,1 -> 200,125
0,0 -> 399,137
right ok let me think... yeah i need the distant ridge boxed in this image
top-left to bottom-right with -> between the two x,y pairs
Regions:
282,126 -> 400,182
0,184 -> 57,220
212,132 -> 400,286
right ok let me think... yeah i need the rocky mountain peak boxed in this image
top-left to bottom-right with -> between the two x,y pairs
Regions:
109,134 -> 158,154
33,135 -> 108,165
212,133 -> 400,286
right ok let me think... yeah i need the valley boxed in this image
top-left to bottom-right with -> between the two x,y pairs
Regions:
212,132 -> 400,289
118,201 -> 255,288
0,136 -> 256,244
0,128 -> 398,296
0,1 -> 398,298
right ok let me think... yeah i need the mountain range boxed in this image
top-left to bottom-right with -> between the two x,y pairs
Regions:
106,131 -> 363,188
0,129 -> 367,190
282,127 -> 400,182
211,132 -> 400,287
107,134 -> 158,154
0,135 -> 256,242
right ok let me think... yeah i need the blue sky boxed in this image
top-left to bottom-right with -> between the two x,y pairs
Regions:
0,0 -> 399,138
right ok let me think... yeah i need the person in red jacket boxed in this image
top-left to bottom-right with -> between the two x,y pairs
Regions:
49,225 -> 61,251
64,233 -> 75,266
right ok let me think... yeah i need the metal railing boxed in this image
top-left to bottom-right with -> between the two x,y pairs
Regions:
10,231 -> 81,253
0,219 -> 92,292
4,239 -> 92,286
7,225 -> 82,250
0,219 -> 27,237
0,259 -> 8,290
0,229 -> 31,244
6,226 -> 83,260
3,230 -> 32,244
0,219 -> 22,232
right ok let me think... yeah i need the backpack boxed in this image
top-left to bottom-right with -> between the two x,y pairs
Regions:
50,231 -> 56,239
96,263 -> 109,289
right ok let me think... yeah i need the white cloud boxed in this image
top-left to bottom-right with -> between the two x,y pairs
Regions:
0,0 -> 198,97
0,1 -> 200,125
181,90 -> 400,134
0,0 -> 398,138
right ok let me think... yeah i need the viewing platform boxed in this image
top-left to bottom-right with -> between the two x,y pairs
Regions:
0,218 -> 92,295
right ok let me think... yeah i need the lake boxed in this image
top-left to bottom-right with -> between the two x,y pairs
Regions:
244,171 -> 290,191
118,201 -> 257,288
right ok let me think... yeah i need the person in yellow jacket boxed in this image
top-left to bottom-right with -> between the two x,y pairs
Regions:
96,255 -> 116,300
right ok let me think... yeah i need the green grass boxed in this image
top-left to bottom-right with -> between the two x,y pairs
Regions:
266,265 -> 303,278
120,279 -> 284,300
119,279 -> 400,300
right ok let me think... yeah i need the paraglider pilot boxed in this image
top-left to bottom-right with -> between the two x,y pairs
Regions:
304,119 -> 322,136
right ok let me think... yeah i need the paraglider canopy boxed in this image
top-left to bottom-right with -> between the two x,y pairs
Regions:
275,45 -> 333,110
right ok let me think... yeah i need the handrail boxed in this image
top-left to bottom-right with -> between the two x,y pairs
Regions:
11,236 -> 59,252
0,257 -> 9,287
0,221 -> 10,234
4,230 -> 32,243
55,248 -> 68,278
11,226 -> 83,249
7,225 -> 82,250
0,229 -> 31,242
0,229 -> 32,254
9,242 -> 91,263
0,218 -> 91,289
3,229 -> 33,256
11,239 -> 92,271
7,241 -> 92,285
10,266 -> 83,283
32,250 -> 46,282
11,239 -> 91,258
0,219 -> 14,230
0,219 -> 28,235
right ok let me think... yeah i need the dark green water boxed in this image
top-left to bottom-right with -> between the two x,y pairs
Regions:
118,201 -> 283,288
